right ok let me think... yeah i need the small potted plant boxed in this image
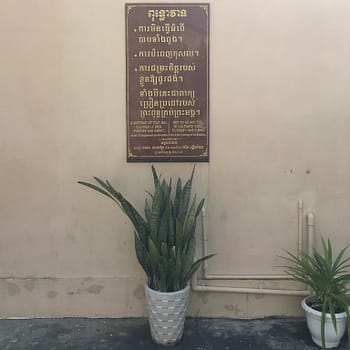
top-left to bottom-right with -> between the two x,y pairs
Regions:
280,237 -> 350,349
78,166 -> 214,345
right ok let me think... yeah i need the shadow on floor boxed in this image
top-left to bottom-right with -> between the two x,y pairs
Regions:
0,317 -> 348,350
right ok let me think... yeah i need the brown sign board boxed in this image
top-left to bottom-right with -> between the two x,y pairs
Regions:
126,3 -> 209,162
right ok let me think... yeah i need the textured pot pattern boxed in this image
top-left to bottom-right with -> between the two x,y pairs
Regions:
145,285 -> 190,346
301,296 -> 347,349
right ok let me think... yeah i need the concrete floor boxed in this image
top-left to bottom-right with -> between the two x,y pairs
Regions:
0,317 -> 348,350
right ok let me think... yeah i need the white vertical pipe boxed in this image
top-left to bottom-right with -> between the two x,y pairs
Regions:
306,213 -> 315,294
307,213 -> 314,258
298,200 -> 303,256
201,207 -> 209,271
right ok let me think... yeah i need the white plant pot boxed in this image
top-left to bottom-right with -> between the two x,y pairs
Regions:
301,296 -> 347,348
145,284 -> 190,346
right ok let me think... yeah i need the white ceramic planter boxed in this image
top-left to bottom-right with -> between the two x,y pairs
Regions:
301,296 -> 347,348
145,284 -> 190,346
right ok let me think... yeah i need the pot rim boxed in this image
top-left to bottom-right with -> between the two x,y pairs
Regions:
301,296 -> 347,319
145,284 -> 190,296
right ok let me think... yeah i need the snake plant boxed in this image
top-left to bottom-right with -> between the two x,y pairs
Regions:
280,237 -> 350,350
78,166 -> 214,292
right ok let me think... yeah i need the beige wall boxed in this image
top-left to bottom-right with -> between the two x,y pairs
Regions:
1,0 -> 350,318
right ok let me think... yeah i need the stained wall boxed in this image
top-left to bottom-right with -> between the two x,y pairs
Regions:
1,0 -> 350,317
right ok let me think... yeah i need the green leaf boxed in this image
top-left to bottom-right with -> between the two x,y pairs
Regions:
173,178 -> 182,218
168,203 -> 175,246
183,196 -> 197,245
175,218 -> 183,251
279,236 -> 350,350
144,198 -> 151,225
134,231 -> 148,274
78,180 -> 121,208
150,183 -> 162,243
151,165 -> 160,188
195,198 -> 205,218
148,237 -> 160,271
184,254 -> 216,283
78,166 -> 215,293
178,167 -> 194,223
